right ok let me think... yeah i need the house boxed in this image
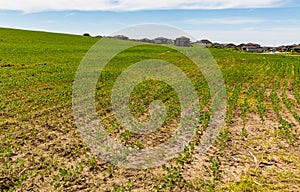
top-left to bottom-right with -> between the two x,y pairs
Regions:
112,35 -> 129,40
285,45 -> 296,52
294,46 -> 300,53
237,43 -> 247,50
276,45 -> 297,52
174,36 -> 191,47
245,46 -> 263,52
166,39 -> 174,45
278,45 -> 288,52
225,43 -> 237,49
154,37 -> 172,44
212,43 -> 224,48
140,38 -> 154,43
195,39 -> 213,47
262,46 -> 274,52
240,43 -> 263,52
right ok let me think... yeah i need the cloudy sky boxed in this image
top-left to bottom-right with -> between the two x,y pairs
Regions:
0,0 -> 299,46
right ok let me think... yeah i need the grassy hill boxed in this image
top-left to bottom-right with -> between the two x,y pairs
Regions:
0,27 -> 299,191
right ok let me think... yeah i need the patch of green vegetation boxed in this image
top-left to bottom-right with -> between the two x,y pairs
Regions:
1,27 -> 299,191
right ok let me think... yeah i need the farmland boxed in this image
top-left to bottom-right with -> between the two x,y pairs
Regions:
0,27 -> 300,191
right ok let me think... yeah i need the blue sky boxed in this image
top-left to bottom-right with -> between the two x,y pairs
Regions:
0,0 -> 299,46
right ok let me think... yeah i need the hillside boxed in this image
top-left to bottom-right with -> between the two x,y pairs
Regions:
0,27 -> 299,191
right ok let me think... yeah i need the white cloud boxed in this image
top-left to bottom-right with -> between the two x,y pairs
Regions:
0,0 -> 287,12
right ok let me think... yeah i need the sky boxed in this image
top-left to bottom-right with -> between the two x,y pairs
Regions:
0,0 -> 299,46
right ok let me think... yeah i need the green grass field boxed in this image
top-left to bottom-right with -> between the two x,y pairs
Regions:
1,27 -> 300,191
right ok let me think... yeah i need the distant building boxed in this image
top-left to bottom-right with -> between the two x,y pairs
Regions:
140,38 -> 154,43
174,36 -> 191,47
154,37 -> 170,44
294,46 -> 300,53
225,43 -> 237,49
240,43 -> 263,52
279,45 -> 297,52
237,43 -> 246,50
111,35 -> 129,40
195,39 -> 213,47
166,39 -> 174,44
245,46 -> 263,52
212,43 -> 224,48
278,46 -> 287,52
262,46 -> 273,52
